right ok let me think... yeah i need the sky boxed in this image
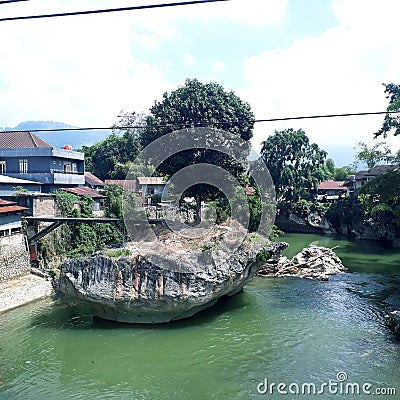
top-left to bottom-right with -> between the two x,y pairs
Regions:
1,0 -> 400,166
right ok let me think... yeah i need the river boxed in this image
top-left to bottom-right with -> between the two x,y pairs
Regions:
0,234 -> 399,399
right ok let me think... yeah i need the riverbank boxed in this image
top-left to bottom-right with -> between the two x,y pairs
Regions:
0,273 -> 53,314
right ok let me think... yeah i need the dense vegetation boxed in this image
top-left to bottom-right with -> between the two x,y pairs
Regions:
78,79 -> 399,246
38,190 -> 123,265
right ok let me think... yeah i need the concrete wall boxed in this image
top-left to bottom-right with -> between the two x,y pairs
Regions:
0,235 -> 30,281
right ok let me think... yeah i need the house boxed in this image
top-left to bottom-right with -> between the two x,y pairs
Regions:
0,131 -> 84,193
0,199 -> 28,245
61,187 -> 106,216
344,165 -> 398,196
104,179 -> 138,193
317,180 -> 347,202
85,171 -> 104,190
105,177 -> 168,205
137,177 -> 167,198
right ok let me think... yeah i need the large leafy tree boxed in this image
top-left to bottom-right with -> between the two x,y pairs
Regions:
260,128 -> 327,201
375,83 -> 400,138
140,78 -> 255,221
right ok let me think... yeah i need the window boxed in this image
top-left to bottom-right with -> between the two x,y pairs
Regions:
19,159 -> 28,173
64,163 -> 71,173
72,163 -> 77,173
0,161 -> 6,174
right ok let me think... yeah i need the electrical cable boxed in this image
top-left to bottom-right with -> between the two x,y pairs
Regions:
0,0 -> 30,4
0,0 -> 230,22
1,111 -> 398,134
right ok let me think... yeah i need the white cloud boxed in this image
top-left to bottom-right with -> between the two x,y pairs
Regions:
241,0 -> 400,158
183,53 -> 197,68
212,60 -> 225,71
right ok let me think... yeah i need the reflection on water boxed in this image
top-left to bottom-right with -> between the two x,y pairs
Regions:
0,233 -> 399,399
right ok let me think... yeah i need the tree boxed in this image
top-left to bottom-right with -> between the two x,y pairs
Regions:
260,128 -> 327,201
354,141 -> 395,169
358,168 -> 400,234
139,78 -> 256,222
375,83 -> 400,138
81,112 -> 143,180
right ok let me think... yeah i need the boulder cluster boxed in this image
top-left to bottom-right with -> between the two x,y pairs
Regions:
258,245 -> 348,281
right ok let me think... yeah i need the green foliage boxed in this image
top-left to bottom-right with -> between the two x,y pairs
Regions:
278,199 -> 329,219
258,250 -> 270,262
39,190 -> 124,261
81,112 -> 143,180
354,141 -> 395,169
375,83 -> 400,138
358,168 -> 400,233
142,78 -> 255,222
325,197 -> 365,227
269,225 -> 284,241
106,248 -> 132,258
260,129 -> 327,201
142,78 -> 255,146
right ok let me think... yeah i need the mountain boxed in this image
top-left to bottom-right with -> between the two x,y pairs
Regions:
1,121 -> 112,149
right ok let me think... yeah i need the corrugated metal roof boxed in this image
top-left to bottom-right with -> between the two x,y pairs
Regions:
0,205 -> 28,213
318,180 -> 346,190
0,131 -> 53,149
85,171 -> 104,187
105,179 -> 138,193
61,187 -> 105,198
137,177 -> 166,185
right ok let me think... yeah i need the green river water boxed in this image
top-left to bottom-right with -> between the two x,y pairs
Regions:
0,233 -> 400,399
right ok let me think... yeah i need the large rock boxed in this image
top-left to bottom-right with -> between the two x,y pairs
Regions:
53,223 -> 286,323
258,245 -> 348,281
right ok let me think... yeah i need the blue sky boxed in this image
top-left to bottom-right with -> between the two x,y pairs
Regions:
1,0 -> 399,165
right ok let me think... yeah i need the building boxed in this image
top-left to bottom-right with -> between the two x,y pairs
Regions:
61,187 -> 106,216
105,177 -> 168,205
317,180 -> 347,202
0,131 -> 84,192
0,175 -> 42,197
344,165 -> 398,196
137,177 -> 167,197
85,171 -> 104,190
0,199 -> 28,245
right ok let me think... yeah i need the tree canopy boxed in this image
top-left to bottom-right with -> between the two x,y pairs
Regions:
141,78 -> 256,221
260,128 -> 327,201
81,112 -> 143,180
375,83 -> 400,138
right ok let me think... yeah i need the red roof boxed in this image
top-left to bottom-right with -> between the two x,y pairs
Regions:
0,131 -> 53,148
85,171 -> 104,187
105,179 -> 138,193
318,180 -> 346,191
61,187 -> 105,198
245,185 -> 256,196
0,205 -> 28,213
0,199 -> 17,206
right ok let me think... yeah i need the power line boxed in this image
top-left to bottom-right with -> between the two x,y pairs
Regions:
1,111 -> 398,134
0,0 -> 230,22
0,0 -> 30,4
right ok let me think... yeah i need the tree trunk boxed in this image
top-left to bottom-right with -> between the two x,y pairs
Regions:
194,193 -> 201,224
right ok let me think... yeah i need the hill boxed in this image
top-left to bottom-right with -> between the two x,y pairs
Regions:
1,121 -> 111,150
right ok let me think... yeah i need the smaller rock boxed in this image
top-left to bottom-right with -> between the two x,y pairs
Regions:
257,245 -> 348,281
